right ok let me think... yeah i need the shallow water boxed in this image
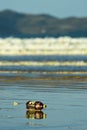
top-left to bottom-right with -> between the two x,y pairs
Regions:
1,55 -> 87,79
0,78 -> 87,130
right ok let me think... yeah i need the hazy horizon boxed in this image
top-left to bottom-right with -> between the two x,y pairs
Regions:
0,0 -> 87,18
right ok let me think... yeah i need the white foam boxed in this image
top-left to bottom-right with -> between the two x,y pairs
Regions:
0,37 -> 87,55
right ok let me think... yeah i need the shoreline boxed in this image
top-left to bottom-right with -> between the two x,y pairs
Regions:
0,74 -> 87,81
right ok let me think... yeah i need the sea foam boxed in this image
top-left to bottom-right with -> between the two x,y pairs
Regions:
0,37 -> 87,55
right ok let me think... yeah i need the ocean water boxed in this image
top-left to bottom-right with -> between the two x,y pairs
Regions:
0,37 -> 87,129
0,37 -> 87,78
0,55 -> 87,78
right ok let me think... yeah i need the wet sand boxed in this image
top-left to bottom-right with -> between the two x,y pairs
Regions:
0,76 -> 87,130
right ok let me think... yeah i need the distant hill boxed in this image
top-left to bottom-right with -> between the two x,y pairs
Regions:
0,10 -> 87,38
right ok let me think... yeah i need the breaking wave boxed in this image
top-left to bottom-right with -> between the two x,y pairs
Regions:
0,36 -> 87,78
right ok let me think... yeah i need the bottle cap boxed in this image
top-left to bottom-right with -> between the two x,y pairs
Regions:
43,104 -> 47,108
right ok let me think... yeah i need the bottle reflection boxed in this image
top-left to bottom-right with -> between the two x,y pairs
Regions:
26,110 -> 47,119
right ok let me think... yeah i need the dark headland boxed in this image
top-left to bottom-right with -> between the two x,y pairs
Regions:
0,10 -> 87,38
